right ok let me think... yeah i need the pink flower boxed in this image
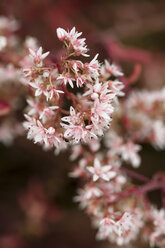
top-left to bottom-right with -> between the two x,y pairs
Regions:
71,60 -> 83,73
26,99 -> 40,116
74,189 -> 90,209
116,212 -> 134,236
44,126 -> 61,149
150,208 -> 165,247
101,60 -> 123,78
62,124 -> 92,144
57,73 -> 74,88
61,106 -> 81,125
97,217 -> 117,239
120,142 -> 141,168
84,80 -> 115,102
69,166 -> 85,178
85,185 -> 103,199
104,131 -> 123,155
61,107 -> 97,143
75,74 -> 86,87
67,27 -> 88,56
23,115 -> 60,149
87,158 -> 116,181
46,84 -> 64,100
29,47 -> 49,66
56,27 -> 68,41
56,27 -> 88,57
67,27 -> 82,41
39,106 -> 59,123
108,80 -> 125,97
85,54 -> 100,78
69,144 -> 83,161
71,37 -> 88,56
23,115 -> 45,144
91,100 -> 114,124
152,208 -> 165,233
29,77 -> 46,97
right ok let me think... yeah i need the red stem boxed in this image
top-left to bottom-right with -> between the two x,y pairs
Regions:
138,181 -> 165,194
120,167 -> 150,183
112,181 -> 165,204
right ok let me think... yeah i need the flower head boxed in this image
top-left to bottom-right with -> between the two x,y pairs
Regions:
29,47 -> 49,66
87,158 -> 116,182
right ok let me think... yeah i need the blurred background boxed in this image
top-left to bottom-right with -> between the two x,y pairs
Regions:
0,0 -> 165,247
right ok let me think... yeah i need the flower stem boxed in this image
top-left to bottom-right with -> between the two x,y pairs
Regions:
120,167 -> 150,183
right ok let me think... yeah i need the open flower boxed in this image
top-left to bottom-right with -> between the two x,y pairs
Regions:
29,47 -> 49,66
87,158 -> 116,181
120,142 -> 141,168
57,73 -> 74,88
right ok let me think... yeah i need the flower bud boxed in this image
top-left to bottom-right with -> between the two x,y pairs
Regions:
56,28 -> 67,41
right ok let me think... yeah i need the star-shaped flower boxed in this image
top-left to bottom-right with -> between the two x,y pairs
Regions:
87,158 -> 116,182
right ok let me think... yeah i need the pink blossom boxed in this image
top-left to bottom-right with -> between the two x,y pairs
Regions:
57,73 -> 74,88
39,106 -> 59,123
85,54 -> 100,78
56,27 -> 68,41
61,106 -> 81,125
120,142 -> 141,167
85,185 -> 103,199
91,100 -> 114,124
116,212 -> 134,236
57,27 -> 88,57
75,74 -> 86,87
87,158 -> 116,181
68,27 -> 88,56
29,77 -> 46,97
101,60 -> 123,78
108,80 -> 125,96
62,124 -> 95,144
46,85 -> 64,100
69,166 -> 85,178
71,60 -> 83,73
152,208 -> 165,233
84,80 -> 115,102
26,99 -> 40,116
97,217 -> 117,239
69,144 -> 83,161
104,131 -> 123,155
74,189 -> 89,209
23,115 -> 60,149
29,47 -> 49,66
61,107 -> 96,143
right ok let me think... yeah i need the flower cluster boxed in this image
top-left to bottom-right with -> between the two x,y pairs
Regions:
149,208 -> 165,247
1,17 -> 165,248
56,27 -> 88,56
22,26 -> 165,248
23,27 -> 123,153
124,89 -> 165,149
66,48 -> 165,247
70,136 -> 165,247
